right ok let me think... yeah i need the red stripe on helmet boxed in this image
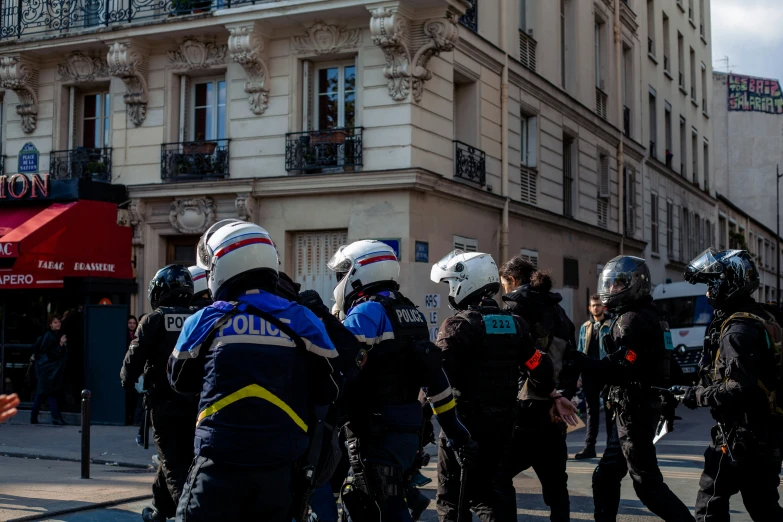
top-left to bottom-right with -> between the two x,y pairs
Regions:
192,273 -> 207,281
357,254 -> 397,266
214,237 -> 273,259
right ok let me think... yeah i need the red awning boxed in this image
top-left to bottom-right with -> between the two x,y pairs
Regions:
0,201 -> 133,289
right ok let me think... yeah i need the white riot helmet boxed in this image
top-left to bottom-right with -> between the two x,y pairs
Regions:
204,221 -> 279,300
430,250 -> 500,309
196,219 -> 243,270
327,240 -> 400,314
188,266 -> 208,296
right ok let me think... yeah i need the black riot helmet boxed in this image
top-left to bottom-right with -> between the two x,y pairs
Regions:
148,265 -> 194,309
598,255 -> 651,311
684,248 -> 759,309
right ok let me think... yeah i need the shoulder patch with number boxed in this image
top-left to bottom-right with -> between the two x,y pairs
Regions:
663,330 -> 674,351
483,314 -> 517,335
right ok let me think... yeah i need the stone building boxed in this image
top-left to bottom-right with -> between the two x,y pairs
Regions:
0,0 -> 720,327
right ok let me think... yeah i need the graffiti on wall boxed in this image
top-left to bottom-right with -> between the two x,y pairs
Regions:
728,74 -> 783,114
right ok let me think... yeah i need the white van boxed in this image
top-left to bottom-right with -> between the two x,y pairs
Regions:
652,281 -> 713,378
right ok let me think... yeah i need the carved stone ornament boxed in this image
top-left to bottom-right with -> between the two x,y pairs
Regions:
0,56 -> 39,134
169,198 -> 216,235
168,38 -> 228,70
58,52 -> 110,82
235,193 -> 256,222
292,21 -> 361,55
368,7 -> 460,103
128,199 -> 146,246
227,23 -> 270,115
107,41 -> 149,127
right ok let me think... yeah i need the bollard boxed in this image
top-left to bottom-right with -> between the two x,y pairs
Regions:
81,389 -> 91,479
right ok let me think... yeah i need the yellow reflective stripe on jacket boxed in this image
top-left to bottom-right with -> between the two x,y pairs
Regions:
196,384 -> 308,432
432,398 -> 457,415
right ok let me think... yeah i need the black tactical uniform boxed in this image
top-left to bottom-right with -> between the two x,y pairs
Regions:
683,248 -> 783,522
502,283 -> 576,522
435,297 -> 555,522
582,256 -> 694,522
120,265 -> 197,522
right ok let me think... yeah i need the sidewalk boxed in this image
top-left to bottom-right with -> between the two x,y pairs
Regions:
0,421 -> 157,468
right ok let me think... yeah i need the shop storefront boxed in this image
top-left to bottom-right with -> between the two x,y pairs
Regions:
0,174 -> 135,423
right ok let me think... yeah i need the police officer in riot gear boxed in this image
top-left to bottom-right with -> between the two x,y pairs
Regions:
327,240 -> 475,522
579,255 -> 695,522
188,266 -> 212,310
120,265 -> 197,522
681,248 -> 783,521
431,250 -> 572,521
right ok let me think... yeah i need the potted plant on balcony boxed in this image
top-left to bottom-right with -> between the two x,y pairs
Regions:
191,0 -> 213,14
184,134 -> 217,155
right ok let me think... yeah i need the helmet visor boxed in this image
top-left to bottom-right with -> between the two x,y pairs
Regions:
436,249 -> 466,270
197,219 -> 242,270
685,248 -> 726,283
598,270 -> 634,296
327,245 -> 353,274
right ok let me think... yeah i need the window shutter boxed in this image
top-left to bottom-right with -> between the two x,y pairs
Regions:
520,248 -> 539,269
179,75 -> 190,142
597,198 -> 608,228
294,230 -> 348,306
520,168 -> 538,205
598,154 -> 610,198
453,235 -> 478,252
303,60 -> 314,131
527,116 -> 537,167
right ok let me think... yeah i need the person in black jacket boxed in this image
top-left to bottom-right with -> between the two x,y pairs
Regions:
681,248 -> 783,521
575,256 -> 694,522
431,250 -> 575,522
499,263 -> 577,522
30,314 -> 68,425
121,265 -> 196,522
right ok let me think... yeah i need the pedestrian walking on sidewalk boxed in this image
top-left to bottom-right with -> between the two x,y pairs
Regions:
30,315 -> 68,425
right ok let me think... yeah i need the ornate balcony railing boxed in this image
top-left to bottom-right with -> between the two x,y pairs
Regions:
161,139 -> 229,182
454,140 -> 486,185
0,0 -> 272,39
285,128 -> 363,173
50,147 -> 112,181
459,0 -> 477,33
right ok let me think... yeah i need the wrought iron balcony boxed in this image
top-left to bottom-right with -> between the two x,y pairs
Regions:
454,140 -> 486,185
623,106 -> 631,137
285,128 -> 363,173
161,139 -> 229,182
50,147 -> 112,181
459,0 -> 477,33
0,0 -> 272,39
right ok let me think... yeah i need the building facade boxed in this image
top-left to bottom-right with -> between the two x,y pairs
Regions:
0,0 -> 724,328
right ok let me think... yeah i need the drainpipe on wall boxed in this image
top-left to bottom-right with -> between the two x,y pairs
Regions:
615,0 -> 625,255
500,0 -> 510,263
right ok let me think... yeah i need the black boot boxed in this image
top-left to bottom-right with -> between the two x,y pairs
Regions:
52,417 -> 67,426
575,445 -> 597,459
141,506 -> 166,522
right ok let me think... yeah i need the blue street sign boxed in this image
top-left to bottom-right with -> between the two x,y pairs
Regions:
375,238 -> 401,260
415,241 -> 429,263
18,142 -> 39,174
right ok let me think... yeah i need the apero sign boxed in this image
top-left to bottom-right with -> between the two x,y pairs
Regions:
0,173 -> 49,200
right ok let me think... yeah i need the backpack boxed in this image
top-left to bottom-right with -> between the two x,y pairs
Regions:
719,307 -> 783,418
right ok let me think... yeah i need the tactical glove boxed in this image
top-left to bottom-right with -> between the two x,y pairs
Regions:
454,439 -> 479,470
298,290 -> 330,318
680,386 -> 700,410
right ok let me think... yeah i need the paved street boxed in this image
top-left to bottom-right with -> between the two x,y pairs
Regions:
2,405 -> 769,521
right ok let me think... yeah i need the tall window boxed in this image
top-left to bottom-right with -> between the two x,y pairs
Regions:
598,153 -> 609,229
662,13 -> 670,72
703,139 -> 709,191
519,0 -> 527,31
595,20 -> 605,89
454,72 -> 479,146
682,207 -> 690,261
315,64 -> 356,130
651,193 -> 659,253
647,0 -> 655,57
563,134 -> 575,217
622,44 -> 633,136
649,89 -> 657,158
719,216 -> 726,250
666,201 -> 674,256
691,128 -> 698,184
664,102 -> 672,166
192,79 -> 226,140
560,0 -> 567,88
688,0 -> 694,21
689,48 -> 697,101
699,0 -> 706,37
679,116 -> 687,176
82,92 -> 110,148
520,113 -> 538,205
695,214 -> 702,252
677,32 -> 685,89
701,62 -> 707,110
625,167 -> 637,236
